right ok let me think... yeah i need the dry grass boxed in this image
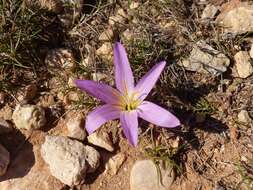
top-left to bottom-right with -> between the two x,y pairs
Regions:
0,0 -> 61,94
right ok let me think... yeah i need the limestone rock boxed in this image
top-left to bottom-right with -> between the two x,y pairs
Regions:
99,28 -> 114,41
68,76 -> 77,87
0,119 -> 12,134
238,110 -> 252,124
180,41 -> 230,75
130,160 -> 175,190
92,72 -> 107,81
45,48 -> 76,73
96,42 -> 113,62
105,153 -> 126,175
88,132 -> 114,152
66,112 -> 86,141
0,105 -> 13,121
0,144 -> 10,176
41,135 -> 100,186
12,104 -> 46,130
109,9 -> 127,26
129,2 -> 139,9
201,4 -> 219,20
234,51 -> 253,78
216,2 -> 253,35
85,145 -> 101,173
63,91 -> 79,105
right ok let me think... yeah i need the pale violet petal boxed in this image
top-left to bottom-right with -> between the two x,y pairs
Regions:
86,104 -> 120,134
114,42 -> 134,93
135,61 -> 166,101
75,79 -> 121,104
120,111 -> 138,146
138,101 -> 180,128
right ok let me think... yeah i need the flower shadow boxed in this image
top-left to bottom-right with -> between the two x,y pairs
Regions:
149,75 -> 229,150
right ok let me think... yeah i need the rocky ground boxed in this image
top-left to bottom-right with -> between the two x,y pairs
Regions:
0,0 -> 253,189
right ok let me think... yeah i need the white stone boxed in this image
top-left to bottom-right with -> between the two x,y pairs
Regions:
12,104 -> 46,130
109,9 -> 127,26
41,135 -> 100,186
68,77 -> 76,87
216,2 -> 253,35
0,105 -> 13,121
99,28 -> 114,41
0,144 -> 10,176
63,91 -> 79,105
96,43 -> 112,56
66,112 -> 86,141
96,42 -> 113,62
238,110 -> 252,124
180,41 -> 230,75
234,51 -> 253,78
88,132 -> 114,152
92,72 -> 107,81
106,153 -> 126,175
85,146 -> 101,173
201,4 -> 219,20
130,2 -> 139,9
130,160 -> 175,190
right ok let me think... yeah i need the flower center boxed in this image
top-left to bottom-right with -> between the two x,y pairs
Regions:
124,101 -> 139,111
120,92 -> 141,111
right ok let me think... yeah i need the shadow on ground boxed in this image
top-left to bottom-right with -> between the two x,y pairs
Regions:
0,130 -> 35,181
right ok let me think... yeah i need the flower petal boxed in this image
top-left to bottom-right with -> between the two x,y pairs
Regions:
114,42 -> 134,93
120,111 -> 138,146
75,79 -> 121,104
138,101 -> 180,128
86,104 -> 120,134
135,61 -> 166,101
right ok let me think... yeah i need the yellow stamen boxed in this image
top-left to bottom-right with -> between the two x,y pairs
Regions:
119,91 -> 142,111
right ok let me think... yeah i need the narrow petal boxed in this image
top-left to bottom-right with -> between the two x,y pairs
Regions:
114,42 -> 134,93
135,61 -> 166,101
138,101 -> 180,128
75,79 -> 121,104
120,111 -> 138,146
86,104 -> 120,134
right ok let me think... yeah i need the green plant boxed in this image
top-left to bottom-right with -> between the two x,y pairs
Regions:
145,145 -> 182,174
193,97 -> 216,115
236,160 -> 253,189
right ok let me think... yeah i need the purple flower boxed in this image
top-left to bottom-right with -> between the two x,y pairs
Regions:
75,42 -> 180,146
